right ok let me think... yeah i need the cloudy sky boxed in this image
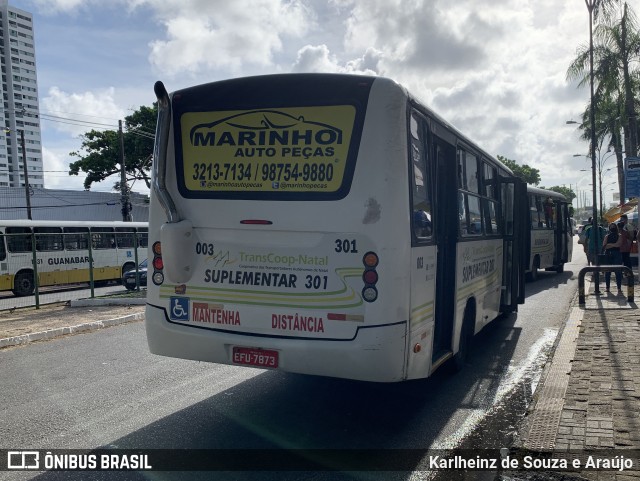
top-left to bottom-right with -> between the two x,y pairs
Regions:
17,0 -> 640,207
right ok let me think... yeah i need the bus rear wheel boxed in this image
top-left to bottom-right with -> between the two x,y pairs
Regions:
453,307 -> 475,372
13,271 -> 35,297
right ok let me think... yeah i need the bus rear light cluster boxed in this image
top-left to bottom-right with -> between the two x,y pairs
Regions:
152,241 -> 164,285
362,251 -> 379,303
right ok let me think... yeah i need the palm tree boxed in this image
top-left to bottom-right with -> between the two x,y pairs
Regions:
567,2 -> 640,202
578,91 -> 626,199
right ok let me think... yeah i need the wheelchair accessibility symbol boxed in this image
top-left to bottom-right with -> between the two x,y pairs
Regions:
170,297 -> 190,321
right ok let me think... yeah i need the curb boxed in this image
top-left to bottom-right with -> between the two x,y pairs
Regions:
0,312 -> 145,349
70,298 -> 147,307
524,302 -> 583,450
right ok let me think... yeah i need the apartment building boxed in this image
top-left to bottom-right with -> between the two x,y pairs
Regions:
0,0 -> 42,189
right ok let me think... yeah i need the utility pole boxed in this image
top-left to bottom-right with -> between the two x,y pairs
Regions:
119,120 -> 131,221
20,129 -> 32,220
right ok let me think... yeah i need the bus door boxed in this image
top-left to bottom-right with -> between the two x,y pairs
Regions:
554,202 -> 571,265
431,135 -> 458,362
499,177 -> 527,311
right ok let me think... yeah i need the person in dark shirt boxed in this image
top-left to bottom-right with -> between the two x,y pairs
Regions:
602,223 -> 623,293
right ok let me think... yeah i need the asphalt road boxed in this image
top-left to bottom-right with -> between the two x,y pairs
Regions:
0,243 -> 585,481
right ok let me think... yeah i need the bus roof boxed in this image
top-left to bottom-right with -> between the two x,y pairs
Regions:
168,72 -> 514,177
527,186 -> 569,201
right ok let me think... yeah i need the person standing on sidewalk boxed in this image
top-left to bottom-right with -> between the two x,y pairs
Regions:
602,222 -> 623,293
579,217 -> 592,264
618,214 -> 635,272
585,220 -> 606,267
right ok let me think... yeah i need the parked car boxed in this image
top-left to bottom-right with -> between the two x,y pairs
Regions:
122,259 -> 147,290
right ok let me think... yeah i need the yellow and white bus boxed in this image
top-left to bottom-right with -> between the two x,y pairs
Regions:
0,220 -> 148,296
526,187 -> 573,281
145,74 -> 528,382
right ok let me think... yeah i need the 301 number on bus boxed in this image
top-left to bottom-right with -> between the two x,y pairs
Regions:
335,239 -> 358,253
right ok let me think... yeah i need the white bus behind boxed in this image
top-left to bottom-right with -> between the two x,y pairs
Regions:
526,186 -> 574,281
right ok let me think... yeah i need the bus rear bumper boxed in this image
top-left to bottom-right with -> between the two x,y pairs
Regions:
145,305 -> 408,383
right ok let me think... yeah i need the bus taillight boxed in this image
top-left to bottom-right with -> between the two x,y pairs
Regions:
362,251 -> 379,302
152,241 -> 164,285
363,270 -> 378,284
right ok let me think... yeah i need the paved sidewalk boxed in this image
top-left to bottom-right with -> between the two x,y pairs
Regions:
523,274 -> 640,480
0,299 -> 145,349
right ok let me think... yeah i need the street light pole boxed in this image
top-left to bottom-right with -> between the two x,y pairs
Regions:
586,0 -> 600,273
19,129 -> 32,220
118,120 -> 131,222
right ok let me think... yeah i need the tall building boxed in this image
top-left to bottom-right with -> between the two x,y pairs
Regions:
0,0 -> 42,189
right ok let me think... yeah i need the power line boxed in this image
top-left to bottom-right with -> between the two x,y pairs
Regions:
39,113 -> 117,129
125,126 -> 155,140
38,109 -> 122,123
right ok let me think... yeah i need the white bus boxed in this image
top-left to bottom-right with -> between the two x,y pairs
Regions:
145,74 -> 529,382
0,220 -> 148,296
526,187 -> 573,281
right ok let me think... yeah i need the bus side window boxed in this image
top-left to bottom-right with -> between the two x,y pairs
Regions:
460,193 -> 482,236
0,233 -> 6,261
482,162 -> 499,235
458,149 -> 483,237
137,228 -> 148,247
116,228 -> 136,248
483,199 -> 498,235
34,227 -> 64,251
410,111 -> 433,240
91,228 -> 115,249
6,227 -> 32,252
530,195 -> 542,229
543,198 -> 554,228
63,227 -> 89,250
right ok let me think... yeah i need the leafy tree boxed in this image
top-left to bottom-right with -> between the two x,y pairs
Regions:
591,0 -> 623,20
496,155 -> 541,185
69,105 -> 156,190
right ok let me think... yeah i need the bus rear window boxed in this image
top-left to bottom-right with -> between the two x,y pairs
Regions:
171,75 -> 371,201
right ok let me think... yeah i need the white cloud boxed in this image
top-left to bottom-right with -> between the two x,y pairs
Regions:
40,88 -> 129,193
42,145 -> 129,193
291,44 -> 381,75
41,87 -> 125,137
28,0 -> 637,203
41,146 -> 87,190
144,0 -> 312,76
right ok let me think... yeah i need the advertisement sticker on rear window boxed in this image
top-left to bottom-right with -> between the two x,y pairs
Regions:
179,106 -> 356,194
